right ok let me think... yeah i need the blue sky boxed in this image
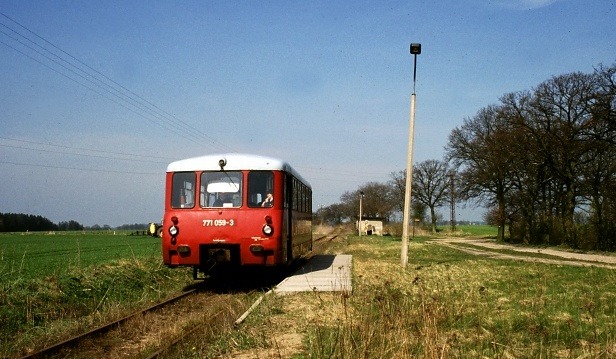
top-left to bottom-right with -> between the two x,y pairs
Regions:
1,0 -> 615,226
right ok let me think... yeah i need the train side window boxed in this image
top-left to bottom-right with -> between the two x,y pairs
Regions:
283,174 -> 289,208
298,182 -> 303,212
200,172 -> 242,208
171,172 -> 196,209
248,171 -> 274,208
301,184 -> 306,212
294,178 -> 300,211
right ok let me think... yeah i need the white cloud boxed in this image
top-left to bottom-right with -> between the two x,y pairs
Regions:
492,0 -> 561,10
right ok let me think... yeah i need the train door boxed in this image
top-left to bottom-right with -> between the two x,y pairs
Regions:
285,173 -> 293,262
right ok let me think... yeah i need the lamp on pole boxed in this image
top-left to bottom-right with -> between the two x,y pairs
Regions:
401,43 -> 421,268
358,191 -> 364,236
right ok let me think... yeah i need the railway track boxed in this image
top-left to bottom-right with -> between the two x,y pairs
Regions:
309,227 -> 344,256
20,228 -> 347,358
22,289 -> 199,358
233,227 -> 347,326
21,286 -> 254,359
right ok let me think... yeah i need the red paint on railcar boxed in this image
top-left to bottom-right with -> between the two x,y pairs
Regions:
161,154 -> 312,278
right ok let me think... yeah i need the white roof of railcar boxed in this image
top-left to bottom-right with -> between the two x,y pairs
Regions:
166,153 -> 311,188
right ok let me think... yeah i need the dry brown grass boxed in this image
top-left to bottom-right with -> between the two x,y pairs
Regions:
218,234 -> 615,359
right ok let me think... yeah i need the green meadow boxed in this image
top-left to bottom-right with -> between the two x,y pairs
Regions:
2,227 -> 615,358
0,231 -> 192,357
0,231 -> 161,280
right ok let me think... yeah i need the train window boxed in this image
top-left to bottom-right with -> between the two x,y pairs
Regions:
298,182 -> 304,212
301,184 -> 306,212
171,172 -> 196,209
200,172 -> 242,208
295,178 -> 300,211
283,174 -> 289,208
302,184 -> 307,212
296,179 -> 301,211
248,171 -> 274,207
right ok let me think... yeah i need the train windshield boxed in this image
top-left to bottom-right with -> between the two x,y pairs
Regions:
200,172 -> 242,208
171,172 -> 196,208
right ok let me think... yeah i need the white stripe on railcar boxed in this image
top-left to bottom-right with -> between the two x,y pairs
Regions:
166,153 -> 310,188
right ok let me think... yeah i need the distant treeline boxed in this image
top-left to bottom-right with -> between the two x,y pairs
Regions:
0,213 -> 60,232
0,213 -> 149,232
115,223 -> 151,230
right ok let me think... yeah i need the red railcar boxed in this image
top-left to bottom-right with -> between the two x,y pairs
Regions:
162,154 -> 312,278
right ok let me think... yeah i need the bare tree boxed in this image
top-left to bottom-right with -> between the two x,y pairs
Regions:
340,182 -> 396,221
388,170 -> 406,213
412,160 -> 450,233
514,72 -> 605,247
388,169 -> 430,225
315,203 -> 348,226
448,62 -> 616,249
446,105 -> 517,241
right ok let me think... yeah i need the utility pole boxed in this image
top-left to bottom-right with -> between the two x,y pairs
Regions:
450,171 -> 456,232
401,43 -> 421,268
358,191 -> 364,236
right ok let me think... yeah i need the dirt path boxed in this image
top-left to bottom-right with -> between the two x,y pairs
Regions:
429,237 -> 616,268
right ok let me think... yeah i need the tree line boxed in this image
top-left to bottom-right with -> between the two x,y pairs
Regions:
447,62 -> 615,250
0,213 -> 82,232
315,161 -> 453,235
318,61 -> 615,251
0,212 -> 151,232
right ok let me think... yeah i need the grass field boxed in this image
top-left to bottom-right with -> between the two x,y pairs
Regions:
195,233 -> 616,358
0,231 -> 161,280
2,228 -> 615,358
0,231 -> 193,357
452,224 -> 498,237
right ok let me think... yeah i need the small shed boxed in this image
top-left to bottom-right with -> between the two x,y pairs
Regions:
356,217 -> 384,236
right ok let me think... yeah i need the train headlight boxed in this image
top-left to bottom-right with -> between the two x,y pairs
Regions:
262,224 -> 273,236
169,225 -> 179,237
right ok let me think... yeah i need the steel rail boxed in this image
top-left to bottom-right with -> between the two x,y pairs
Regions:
233,229 -> 344,327
144,308 -> 229,359
24,228 -> 347,358
22,289 -> 197,359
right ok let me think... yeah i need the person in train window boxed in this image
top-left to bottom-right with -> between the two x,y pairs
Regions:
213,193 -> 231,207
261,193 -> 273,207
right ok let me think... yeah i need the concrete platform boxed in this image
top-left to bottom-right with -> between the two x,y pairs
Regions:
274,254 -> 352,295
